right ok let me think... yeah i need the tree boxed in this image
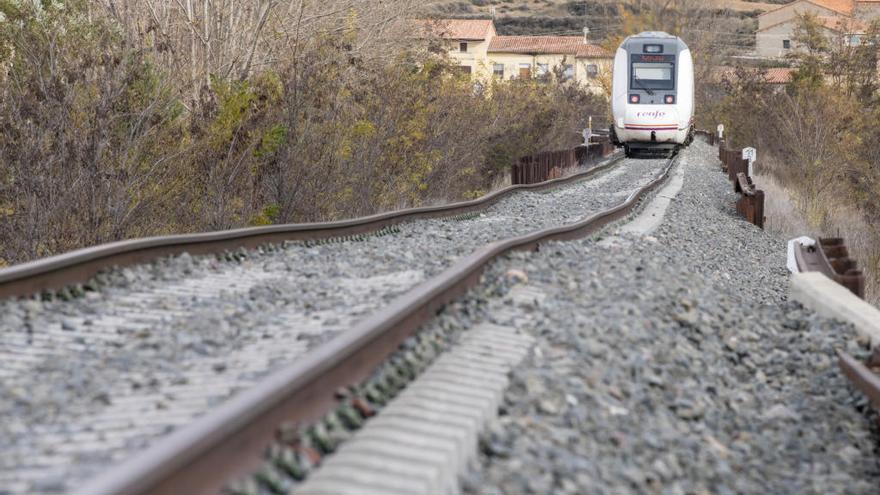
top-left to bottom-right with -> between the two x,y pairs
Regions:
788,13 -> 830,90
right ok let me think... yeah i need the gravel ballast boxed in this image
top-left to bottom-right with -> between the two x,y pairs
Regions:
461,140 -> 880,493
0,155 -> 668,494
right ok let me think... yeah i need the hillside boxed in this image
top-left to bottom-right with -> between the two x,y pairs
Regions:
426,0 -> 788,20
424,0 -> 784,38
422,0 -> 777,49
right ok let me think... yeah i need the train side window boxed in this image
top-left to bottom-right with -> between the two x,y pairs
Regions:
783,39 -> 791,49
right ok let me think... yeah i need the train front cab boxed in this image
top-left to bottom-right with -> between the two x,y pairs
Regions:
611,34 -> 694,158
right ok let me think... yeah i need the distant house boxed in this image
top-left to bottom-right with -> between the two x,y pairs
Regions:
756,0 -> 876,58
713,66 -> 795,87
416,19 -> 612,93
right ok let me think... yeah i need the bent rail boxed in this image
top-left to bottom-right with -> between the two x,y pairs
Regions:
793,237 -> 865,299
72,155 -> 676,495
838,349 -> 880,412
0,154 -> 621,300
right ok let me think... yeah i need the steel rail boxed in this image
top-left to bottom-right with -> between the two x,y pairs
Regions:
71,155 -> 677,495
0,154 -> 622,300
837,349 -> 880,411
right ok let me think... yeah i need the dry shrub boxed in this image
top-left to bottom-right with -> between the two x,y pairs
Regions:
0,0 -> 604,266
753,172 -> 811,241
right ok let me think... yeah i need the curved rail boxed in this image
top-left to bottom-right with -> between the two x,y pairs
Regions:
0,154 -> 622,300
72,155 -> 677,495
793,237 -> 865,299
837,349 -> 880,412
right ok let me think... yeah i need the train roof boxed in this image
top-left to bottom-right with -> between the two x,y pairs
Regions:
620,32 -> 689,54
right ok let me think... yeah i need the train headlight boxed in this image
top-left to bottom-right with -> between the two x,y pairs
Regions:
665,95 -> 675,104
629,94 -> 640,104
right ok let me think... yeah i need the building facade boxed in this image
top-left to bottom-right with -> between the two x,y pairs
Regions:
756,0 -> 875,58
417,19 -> 612,93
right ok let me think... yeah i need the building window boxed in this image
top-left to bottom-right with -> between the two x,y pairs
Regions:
536,63 -> 550,83
457,65 -> 472,76
586,63 -> 599,79
563,64 -> 575,81
783,39 -> 791,49
460,42 -> 468,53
493,63 -> 504,79
849,35 -> 862,46
518,63 -> 531,79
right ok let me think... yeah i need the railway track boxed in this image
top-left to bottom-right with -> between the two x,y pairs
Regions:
0,153 -> 678,494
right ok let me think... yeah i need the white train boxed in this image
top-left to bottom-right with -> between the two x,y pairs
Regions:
610,32 -> 694,157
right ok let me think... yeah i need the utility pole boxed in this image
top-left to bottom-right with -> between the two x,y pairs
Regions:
583,0 -> 589,38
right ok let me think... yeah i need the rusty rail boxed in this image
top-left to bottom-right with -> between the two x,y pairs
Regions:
793,237 -> 866,299
511,139 -> 614,185
735,173 -> 765,229
72,155 -> 677,495
838,349 -> 880,414
0,153 -> 622,300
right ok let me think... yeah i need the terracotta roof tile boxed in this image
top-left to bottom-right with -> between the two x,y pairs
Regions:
488,36 -> 611,58
415,19 -> 495,41
764,67 -> 795,84
713,66 -> 794,84
760,0 -> 853,17
816,15 -> 869,32
813,0 -> 856,14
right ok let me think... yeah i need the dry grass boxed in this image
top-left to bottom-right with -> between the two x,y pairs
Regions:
755,173 -> 880,306
754,173 -> 811,239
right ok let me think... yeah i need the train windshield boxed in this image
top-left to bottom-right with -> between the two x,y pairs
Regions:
631,62 -> 675,90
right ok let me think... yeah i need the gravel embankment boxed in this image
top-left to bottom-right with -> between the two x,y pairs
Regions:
461,140 -> 880,493
0,155 -> 667,494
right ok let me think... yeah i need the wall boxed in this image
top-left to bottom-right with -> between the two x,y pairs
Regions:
479,52 -> 608,93
757,20 -> 851,58
757,21 -> 800,58
447,39 -> 492,77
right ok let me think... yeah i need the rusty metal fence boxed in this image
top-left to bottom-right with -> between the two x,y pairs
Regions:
511,138 -> 615,185
735,173 -> 765,229
718,139 -> 765,229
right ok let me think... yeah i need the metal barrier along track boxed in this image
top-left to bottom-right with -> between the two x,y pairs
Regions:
735,173 -> 765,229
0,154 -> 622,300
72,156 -> 677,495
793,237 -> 865,299
715,138 -> 765,229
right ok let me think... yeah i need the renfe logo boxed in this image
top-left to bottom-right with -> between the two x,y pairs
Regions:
636,110 -> 666,119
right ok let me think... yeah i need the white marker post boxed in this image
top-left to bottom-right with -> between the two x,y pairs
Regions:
717,124 -> 725,140
583,116 -> 592,145
742,147 -> 757,176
